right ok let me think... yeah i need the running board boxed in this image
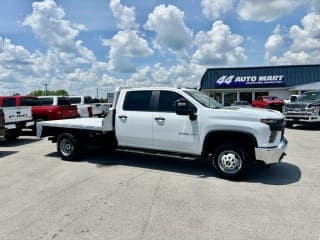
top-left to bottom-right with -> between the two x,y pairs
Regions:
116,148 -> 199,161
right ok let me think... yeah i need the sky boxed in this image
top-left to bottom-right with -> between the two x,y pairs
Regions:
0,0 -> 320,97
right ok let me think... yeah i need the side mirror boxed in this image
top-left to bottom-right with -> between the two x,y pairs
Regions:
176,99 -> 197,120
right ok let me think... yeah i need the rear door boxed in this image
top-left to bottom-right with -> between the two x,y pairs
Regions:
115,90 -> 154,149
57,97 -> 77,118
152,90 -> 200,154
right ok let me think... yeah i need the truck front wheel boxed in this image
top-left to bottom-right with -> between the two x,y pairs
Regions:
211,143 -> 250,179
57,133 -> 79,161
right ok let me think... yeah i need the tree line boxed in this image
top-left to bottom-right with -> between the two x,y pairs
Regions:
29,89 -> 69,96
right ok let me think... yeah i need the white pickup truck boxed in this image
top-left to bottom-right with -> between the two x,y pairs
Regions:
69,96 -> 104,117
3,106 -> 34,140
37,87 -> 287,179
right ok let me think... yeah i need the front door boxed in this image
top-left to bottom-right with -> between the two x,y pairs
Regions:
152,91 -> 200,154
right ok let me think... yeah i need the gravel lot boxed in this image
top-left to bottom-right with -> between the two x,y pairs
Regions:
0,126 -> 320,240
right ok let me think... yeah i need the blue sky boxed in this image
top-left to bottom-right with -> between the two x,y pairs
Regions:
0,0 -> 319,96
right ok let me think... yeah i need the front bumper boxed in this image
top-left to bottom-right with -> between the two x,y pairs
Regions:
255,138 -> 288,165
5,120 -> 34,130
285,114 -> 320,123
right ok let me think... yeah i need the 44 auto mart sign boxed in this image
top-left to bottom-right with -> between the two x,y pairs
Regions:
215,75 -> 285,88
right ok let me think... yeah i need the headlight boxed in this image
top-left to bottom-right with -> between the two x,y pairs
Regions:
306,106 -> 319,114
261,119 -> 284,131
261,119 -> 280,125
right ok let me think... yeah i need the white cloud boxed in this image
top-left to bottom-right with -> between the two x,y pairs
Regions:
264,24 -> 285,62
102,30 -> 153,73
265,12 -> 320,65
109,0 -> 138,30
104,0 -> 153,73
144,4 -> 192,53
311,0 -> 320,12
23,0 -> 94,62
201,0 -> 235,19
0,0 -> 107,96
192,21 -> 247,66
237,0 -> 304,22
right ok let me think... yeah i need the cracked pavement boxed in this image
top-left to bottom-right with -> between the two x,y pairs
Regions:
0,127 -> 320,240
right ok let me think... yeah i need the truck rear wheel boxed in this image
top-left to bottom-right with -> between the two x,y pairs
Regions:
210,143 -> 250,179
57,133 -> 80,161
4,130 -> 20,141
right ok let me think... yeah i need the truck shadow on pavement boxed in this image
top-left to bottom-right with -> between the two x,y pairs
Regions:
0,138 -> 40,147
0,151 -> 18,158
48,149 -> 301,185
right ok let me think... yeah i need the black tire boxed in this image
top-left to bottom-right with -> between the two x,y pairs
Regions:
57,133 -> 80,161
210,143 -> 251,179
5,133 -> 19,141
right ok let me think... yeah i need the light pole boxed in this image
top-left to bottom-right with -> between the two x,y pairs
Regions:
44,83 -> 48,95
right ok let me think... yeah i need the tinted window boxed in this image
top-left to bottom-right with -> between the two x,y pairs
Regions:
21,97 -> 37,106
58,97 -> 71,106
158,91 -> 184,112
91,98 -> 100,103
299,91 -> 320,101
84,97 -> 92,104
3,98 -> 16,107
37,98 -> 53,105
123,91 -> 152,111
69,97 -> 81,104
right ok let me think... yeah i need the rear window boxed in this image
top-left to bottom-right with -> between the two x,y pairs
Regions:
85,97 -> 93,104
3,98 -> 16,107
123,91 -> 152,111
69,97 -> 81,104
58,97 -> 71,106
37,98 -> 54,105
21,97 -> 37,106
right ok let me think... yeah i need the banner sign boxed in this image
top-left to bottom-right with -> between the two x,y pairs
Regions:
215,75 -> 285,88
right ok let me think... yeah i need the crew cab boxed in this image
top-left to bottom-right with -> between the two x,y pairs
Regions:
252,96 -> 284,112
69,96 -> 103,117
283,91 -> 320,127
37,87 -> 287,179
0,96 -> 34,140
33,96 -> 78,121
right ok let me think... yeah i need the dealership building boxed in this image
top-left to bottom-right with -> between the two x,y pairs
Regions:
200,64 -> 320,106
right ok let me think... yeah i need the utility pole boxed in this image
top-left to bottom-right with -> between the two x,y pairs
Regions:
96,88 -> 99,98
44,83 -> 48,95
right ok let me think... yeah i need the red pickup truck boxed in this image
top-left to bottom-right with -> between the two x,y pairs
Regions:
33,96 -> 78,121
0,96 -> 78,121
252,96 -> 284,112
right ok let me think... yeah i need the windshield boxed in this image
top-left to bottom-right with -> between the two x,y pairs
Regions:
298,92 -> 320,101
184,90 -> 222,109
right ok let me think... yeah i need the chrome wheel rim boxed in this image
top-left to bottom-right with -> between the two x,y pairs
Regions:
60,138 -> 74,156
217,150 -> 242,174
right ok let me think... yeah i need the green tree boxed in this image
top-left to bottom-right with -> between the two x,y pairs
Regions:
29,89 -> 69,96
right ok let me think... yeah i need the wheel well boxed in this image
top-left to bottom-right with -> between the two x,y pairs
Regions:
202,131 -> 257,158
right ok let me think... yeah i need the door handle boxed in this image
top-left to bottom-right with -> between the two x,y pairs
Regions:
154,117 -> 165,121
118,115 -> 127,119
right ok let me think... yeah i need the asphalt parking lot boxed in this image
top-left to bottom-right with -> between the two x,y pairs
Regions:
0,126 -> 320,240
